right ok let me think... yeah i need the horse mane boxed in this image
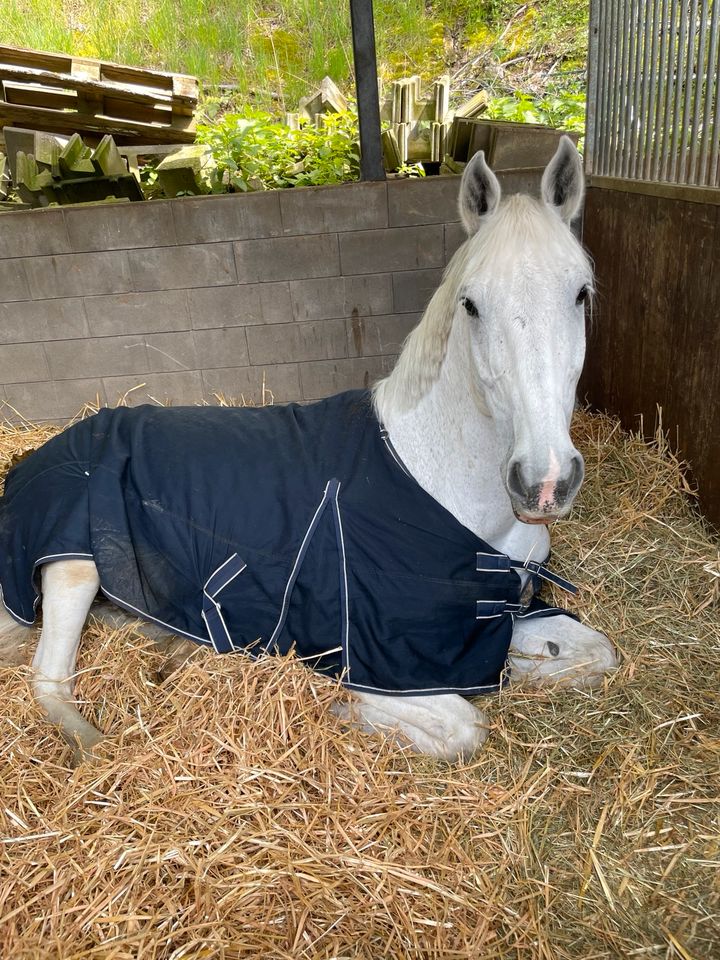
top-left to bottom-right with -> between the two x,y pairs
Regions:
372,194 -> 591,421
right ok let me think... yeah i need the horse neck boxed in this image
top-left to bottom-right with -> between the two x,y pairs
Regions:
379,312 -> 550,562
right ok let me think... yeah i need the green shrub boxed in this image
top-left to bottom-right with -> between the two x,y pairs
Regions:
196,107 -> 360,192
485,91 -> 586,135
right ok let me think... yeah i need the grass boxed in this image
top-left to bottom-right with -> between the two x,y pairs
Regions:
4,0 -> 590,111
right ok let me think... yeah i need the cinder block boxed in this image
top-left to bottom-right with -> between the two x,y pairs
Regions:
144,331 -> 198,372
0,298 -> 89,343
202,364 -> 301,405
387,176 -> 461,227
46,334 -> 150,380
299,355 -> 395,400
290,274 -> 393,322
339,225 -> 444,276
0,342 -> 51,384
129,243 -> 237,291
4,378 -> 106,422
23,251 -> 134,299
172,191 -> 283,244
103,370 -> 204,407
280,181 -> 387,235
247,318 -> 347,365
64,200 -> 177,252
84,289 -> 190,336
444,222 -> 467,263
0,259 -> 31,301
234,233 -> 340,283
0,208 -> 71,259
392,268 -> 444,313
188,282 -> 292,329
346,313 -> 420,358
194,327 -> 249,369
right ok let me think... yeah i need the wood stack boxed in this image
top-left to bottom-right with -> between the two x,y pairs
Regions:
446,118 -> 580,171
5,126 -> 142,207
380,75 -> 453,169
0,44 -> 198,145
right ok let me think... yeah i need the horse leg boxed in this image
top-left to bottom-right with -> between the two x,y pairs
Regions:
509,614 -> 618,689
333,692 -> 489,762
32,559 -> 104,764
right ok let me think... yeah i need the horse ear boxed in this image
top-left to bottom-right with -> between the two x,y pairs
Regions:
541,135 -> 584,224
458,150 -> 501,234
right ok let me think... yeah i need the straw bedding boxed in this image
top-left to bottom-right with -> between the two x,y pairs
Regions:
0,407 -> 718,959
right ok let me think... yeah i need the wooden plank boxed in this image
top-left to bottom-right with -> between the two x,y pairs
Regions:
0,101 -> 196,143
587,175 -> 720,207
0,64 -> 197,107
102,97 -> 194,124
581,186 -> 720,528
0,45 -> 72,73
2,81 -> 77,110
0,44 -> 197,89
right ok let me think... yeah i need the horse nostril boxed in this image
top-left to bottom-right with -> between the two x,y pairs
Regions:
570,454 -> 584,491
507,460 -> 528,499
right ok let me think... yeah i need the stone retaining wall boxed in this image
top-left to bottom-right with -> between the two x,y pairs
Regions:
0,171 -> 536,421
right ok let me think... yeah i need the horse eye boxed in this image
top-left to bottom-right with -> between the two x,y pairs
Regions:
576,285 -> 589,305
461,297 -> 479,318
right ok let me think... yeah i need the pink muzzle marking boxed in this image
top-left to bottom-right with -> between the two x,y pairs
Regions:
537,480 -> 557,510
537,449 -> 562,509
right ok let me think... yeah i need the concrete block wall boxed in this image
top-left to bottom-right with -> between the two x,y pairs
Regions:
0,170 -> 538,421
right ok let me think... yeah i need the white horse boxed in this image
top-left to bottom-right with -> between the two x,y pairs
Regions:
0,136 -> 617,763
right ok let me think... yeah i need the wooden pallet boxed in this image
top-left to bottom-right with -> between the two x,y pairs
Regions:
448,118 -> 580,169
0,44 -> 198,144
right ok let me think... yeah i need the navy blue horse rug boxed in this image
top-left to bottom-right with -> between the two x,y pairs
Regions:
0,390 -> 575,695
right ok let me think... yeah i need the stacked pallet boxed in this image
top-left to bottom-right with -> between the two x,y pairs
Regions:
447,117 -> 579,169
5,127 -> 142,207
380,75 -> 452,169
0,44 -> 198,145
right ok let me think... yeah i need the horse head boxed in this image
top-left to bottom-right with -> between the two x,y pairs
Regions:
456,136 -> 592,524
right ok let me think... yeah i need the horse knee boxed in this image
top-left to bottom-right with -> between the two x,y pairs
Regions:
509,616 -> 618,688
335,692 -> 489,762
435,711 -> 489,762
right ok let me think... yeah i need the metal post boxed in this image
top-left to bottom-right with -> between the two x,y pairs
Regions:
349,0 -> 385,181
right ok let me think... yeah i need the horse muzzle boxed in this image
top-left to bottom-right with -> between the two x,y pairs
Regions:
506,452 -> 584,524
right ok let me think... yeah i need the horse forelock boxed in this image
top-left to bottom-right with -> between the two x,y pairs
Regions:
372,194 -> 591,421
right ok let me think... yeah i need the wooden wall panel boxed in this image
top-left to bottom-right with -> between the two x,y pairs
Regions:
581,186 -> 720,528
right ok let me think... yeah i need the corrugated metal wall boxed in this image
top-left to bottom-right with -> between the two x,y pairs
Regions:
583,0 -> 720,527
586,0 -> 719,187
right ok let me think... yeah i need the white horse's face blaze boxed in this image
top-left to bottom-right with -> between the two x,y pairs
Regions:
457,137 -> 591,524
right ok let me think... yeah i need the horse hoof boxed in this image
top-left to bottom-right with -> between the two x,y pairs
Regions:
70,743 -> 99,767
66,729 -> 106,767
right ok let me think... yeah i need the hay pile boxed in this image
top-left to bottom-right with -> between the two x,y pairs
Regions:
0,409 -> 718,959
